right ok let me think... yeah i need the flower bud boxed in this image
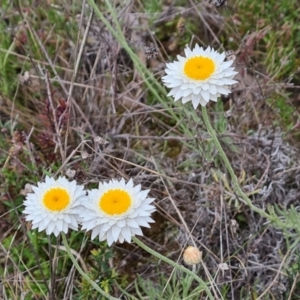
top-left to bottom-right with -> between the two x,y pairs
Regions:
183,246 -> 202,265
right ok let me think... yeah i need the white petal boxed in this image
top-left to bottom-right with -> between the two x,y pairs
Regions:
92,226 -> 102,240
111,225 -> 122,241
182,96 -> 191,104
121,226 -> 132,242
62,222 -> 69,233
174,89 -> 184,101
53,227 -> 60,237
210,93 -> 218,102
117,219 -> 126,227
196,97 -> 208,108
56,219 -> 63,231
118,233 -> 125,243
201,83 -> 209,91
201,90 -> 210,102
129,227 -> 143,236
126,218 -> 139,228
46,221 -> 55,234
208,84 -> 217,95
134,217 -> 151,228
216,85 -> 230,94
106,230 -> 115,246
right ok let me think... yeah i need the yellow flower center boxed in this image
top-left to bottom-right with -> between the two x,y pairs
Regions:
183,56 -> 215,80
99,189 -> 132,215
43,188 -> 70,211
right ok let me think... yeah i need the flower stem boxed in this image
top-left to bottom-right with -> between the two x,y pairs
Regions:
201,106 -> 272,219
61,233 -> 118,300
132,236 -> 215,300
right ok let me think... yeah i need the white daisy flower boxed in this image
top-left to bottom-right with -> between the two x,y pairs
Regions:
162,44 -> 238,108
80,178 -> 156,246
23,176 -> 86,236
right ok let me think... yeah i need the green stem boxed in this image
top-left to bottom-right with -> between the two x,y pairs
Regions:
201,106 -> 273,219
132,237 -> 214,300
61,233 -> 118,300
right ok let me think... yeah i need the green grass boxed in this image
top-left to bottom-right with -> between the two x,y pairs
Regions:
234,0 -> 300,79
